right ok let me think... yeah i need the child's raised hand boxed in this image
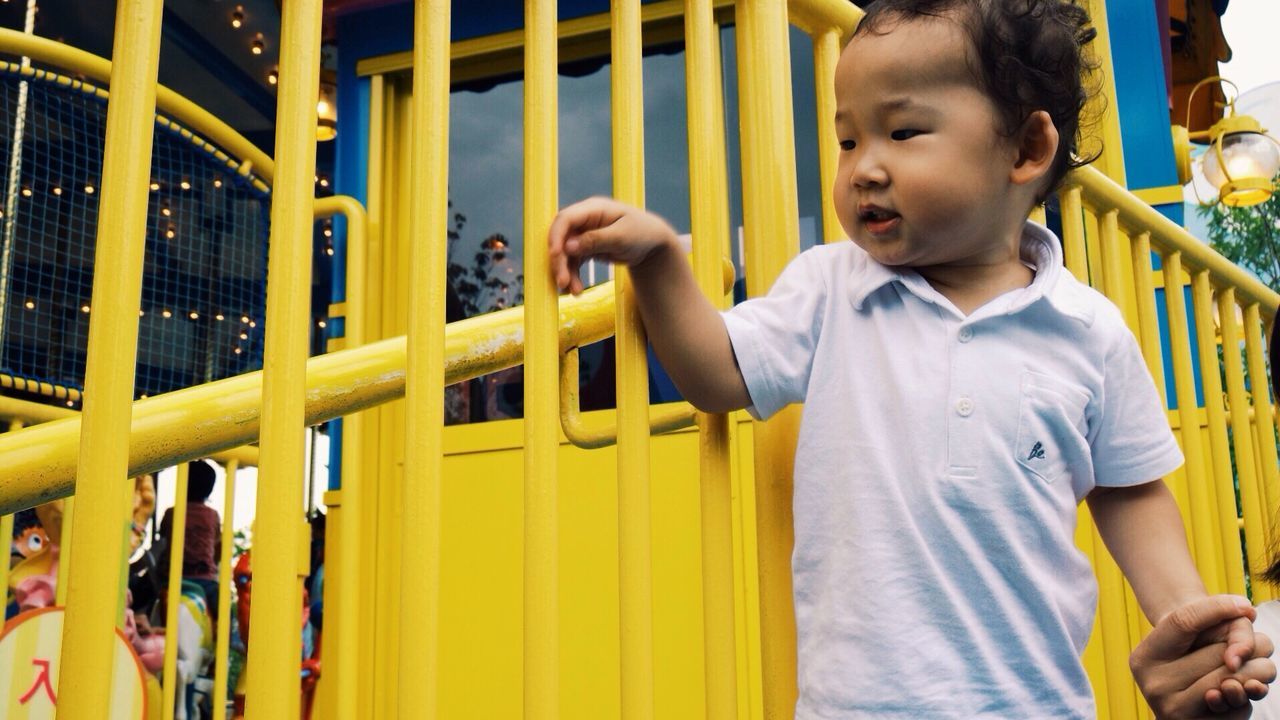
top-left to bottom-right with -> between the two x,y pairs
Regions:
1130,595 -> 1276,718
547,197 -> 679,295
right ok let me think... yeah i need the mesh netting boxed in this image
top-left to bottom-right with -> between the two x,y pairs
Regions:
0,63 -> 271,402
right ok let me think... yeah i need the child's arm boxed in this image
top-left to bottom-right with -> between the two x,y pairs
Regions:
1088,481 -> 1261,698
547,197 -> 750,413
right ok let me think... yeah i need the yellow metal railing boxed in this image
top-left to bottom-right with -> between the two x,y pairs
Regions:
4,1 -> 1278,718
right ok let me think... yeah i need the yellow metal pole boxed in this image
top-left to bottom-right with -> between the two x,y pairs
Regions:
1219,290 -> 1271,603
245,0 -> 323,716
611,2 -> 656,718
0,284 -> 622,511
1097,210 -> 1125,311
685,1 -> 736,717
1059,187 -> 1087,282
736,2 -> 803,717
1192,271 -> 1244,595
524,0 -> 560,717
57,0 -> 164,715
212,459 -> 238,720
54,496 -> 74,605
316,195 -> 366,719
399,1 -> 449,716
1243,304 -> 1280,547
366,74 -> 389,717
1162,251 -> 1221,590
1129,233 -> 1166,401
162,462 -> 191,720
355,74 -> 378,717
0,418 -> 19,608
811,27 -> 841,244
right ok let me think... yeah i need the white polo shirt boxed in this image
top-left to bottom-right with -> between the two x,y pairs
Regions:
722,223 -> 1183,719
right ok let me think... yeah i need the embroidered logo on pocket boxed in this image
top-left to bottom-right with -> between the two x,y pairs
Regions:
1026,441 -> 1046,461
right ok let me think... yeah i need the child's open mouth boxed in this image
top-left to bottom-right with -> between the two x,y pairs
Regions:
858,205 -> 900,235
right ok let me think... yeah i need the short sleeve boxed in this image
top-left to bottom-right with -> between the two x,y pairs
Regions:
1089,328 -> 1184,487
722,249 -> 828,420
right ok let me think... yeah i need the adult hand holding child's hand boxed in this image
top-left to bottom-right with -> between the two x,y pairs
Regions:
1131,595 -> 1275,719
547,196 -> 679,295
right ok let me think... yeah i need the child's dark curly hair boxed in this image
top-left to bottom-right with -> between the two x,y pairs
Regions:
853,0 -> 1102,204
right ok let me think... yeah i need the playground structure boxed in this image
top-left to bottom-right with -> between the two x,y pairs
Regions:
0,0 -> 1273,719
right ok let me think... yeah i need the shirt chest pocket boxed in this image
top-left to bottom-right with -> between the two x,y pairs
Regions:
1015,371 -> 1091,484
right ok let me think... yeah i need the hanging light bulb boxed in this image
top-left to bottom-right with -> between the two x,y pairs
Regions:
231,6 -> 244,28
1202,127 -> 1280,207
316,69 -> 338,141
251,34 -> 265,55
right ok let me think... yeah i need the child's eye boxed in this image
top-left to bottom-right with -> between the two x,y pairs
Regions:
839,140 -> 856,151
891,129 -> 922,141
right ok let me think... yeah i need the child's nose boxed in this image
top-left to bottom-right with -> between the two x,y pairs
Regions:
850,151 -> 888,188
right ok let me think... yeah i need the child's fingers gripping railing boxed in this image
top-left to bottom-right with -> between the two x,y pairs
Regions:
558,254 -> 737,450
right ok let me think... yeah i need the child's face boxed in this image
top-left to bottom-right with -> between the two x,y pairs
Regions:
833,15 -> 1025,268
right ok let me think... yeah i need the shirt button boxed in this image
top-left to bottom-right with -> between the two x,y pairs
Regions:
958,326 -> 974,343
956,397 -> 975,417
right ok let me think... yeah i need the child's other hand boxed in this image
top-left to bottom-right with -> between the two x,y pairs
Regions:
547,197 -> 678,295
1130,595 -> 1275,718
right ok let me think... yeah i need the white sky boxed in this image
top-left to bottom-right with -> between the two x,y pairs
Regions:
1219,2 -> 1280,95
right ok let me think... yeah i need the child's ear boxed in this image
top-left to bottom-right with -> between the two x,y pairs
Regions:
1009,110 -> 1059,187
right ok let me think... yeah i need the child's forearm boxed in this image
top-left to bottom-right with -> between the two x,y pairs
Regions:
628,240 -> 750,413
1087,480 -> 1207,623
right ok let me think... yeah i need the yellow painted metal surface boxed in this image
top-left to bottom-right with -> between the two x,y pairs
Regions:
524,0 -> 561,716
244,0 -> 323,715
683,3 -> 737,715
735,2 -> 804,716
56,1 -> 165,716
314,195 -> 366,719
610,3 -> 658,716
399,1 -> 450,716
15,1 -> 1280,718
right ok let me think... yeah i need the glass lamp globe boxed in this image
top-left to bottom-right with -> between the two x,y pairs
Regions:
1202,131 -> 1280,206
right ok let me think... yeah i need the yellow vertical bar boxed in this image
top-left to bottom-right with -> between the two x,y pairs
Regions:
1219,291 -> 1270,603
57,0 -> 164,715
684,2 -> 736,718
1162,252 -> 1220,591
1192,272 -> 1244,595
324,199 -> 367,720
0,419 -> 18,604
54,497 -> 74,606
611,2 -> 655,718
736,1 -> 802,716
1084,185 -> 1142,720
212,459 -> 238,720
524,0 -> 559,717
399,1 -> 449,717
1076,511 -> 1110,720
1094,529 -> 1137,720
162,463 -> 191,720
1243,305 -> 1280,549
811,28 -> 841,244
1129,233 -> 1166,402
1059,187 -> 1087,282
1097,211 -> 1134,328
355,76 -> 384,720
245,0 -> 323,716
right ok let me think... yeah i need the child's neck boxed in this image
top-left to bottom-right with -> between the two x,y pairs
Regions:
915,249 -> 1034,317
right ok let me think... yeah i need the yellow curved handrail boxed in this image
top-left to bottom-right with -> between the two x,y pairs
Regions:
0,28 -> 275,187
1068,165 -> 1280,319
0,280 -> 621,514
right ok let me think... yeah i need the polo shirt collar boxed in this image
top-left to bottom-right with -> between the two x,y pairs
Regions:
846,221 -> 1093,325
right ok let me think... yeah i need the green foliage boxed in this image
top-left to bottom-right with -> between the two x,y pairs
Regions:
1196,192 -> 1280,288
